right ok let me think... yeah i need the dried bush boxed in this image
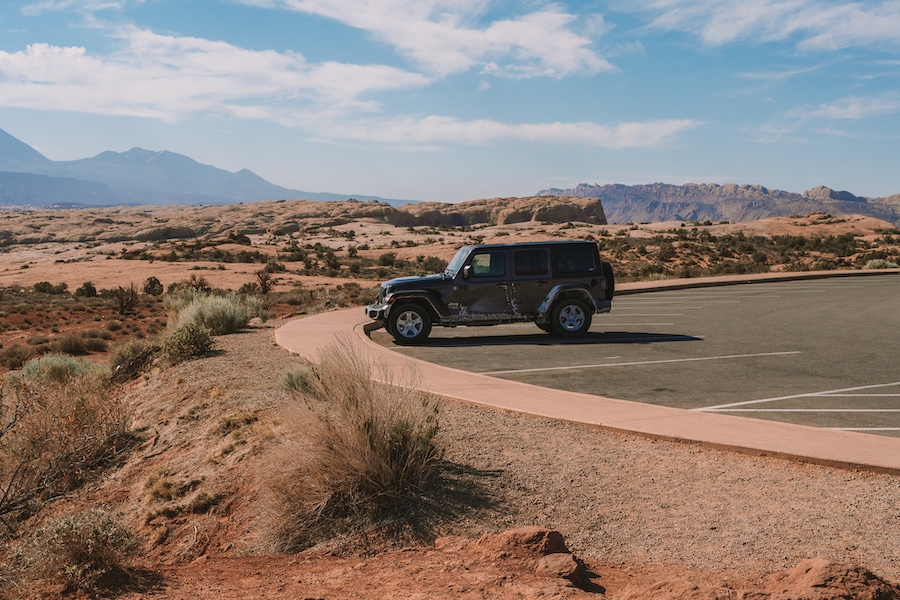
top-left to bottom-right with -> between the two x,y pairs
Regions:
0,345 -> 32,371
0,370 -> 130,535
159,322 -> 213,365
108,338 -> 160,383
265,339 -> 442,553
10,509 -> 138,594
113,284 -> 139,315
143,276 -> 164,296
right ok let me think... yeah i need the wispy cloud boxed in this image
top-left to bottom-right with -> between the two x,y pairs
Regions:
21,0 -> 131,16
240,0 -> 612,78
736,65 -> 820,83
792,93 -> 900,119
324,115 -> 699,148
631,0 -> 900,51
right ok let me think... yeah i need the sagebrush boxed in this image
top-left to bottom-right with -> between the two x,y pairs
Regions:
266,339 -> 443,553
0,367 -> 130,536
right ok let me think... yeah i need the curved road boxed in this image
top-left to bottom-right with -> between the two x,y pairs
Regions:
276,270 -> 900,474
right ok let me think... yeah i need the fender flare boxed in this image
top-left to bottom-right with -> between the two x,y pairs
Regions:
385,291 -> 450,320
536,284 -> 602,323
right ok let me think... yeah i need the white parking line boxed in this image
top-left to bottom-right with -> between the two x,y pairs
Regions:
696,382 -> 900,412
599,323 -> 675,326
481,351 -> 801,376
718,409 -> 900,412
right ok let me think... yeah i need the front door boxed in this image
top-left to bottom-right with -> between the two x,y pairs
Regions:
453,249 -> 511,321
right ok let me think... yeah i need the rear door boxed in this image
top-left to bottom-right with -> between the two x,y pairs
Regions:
510,247 -> 550,316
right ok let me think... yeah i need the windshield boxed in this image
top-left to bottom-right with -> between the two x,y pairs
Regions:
444,246 -> 472,277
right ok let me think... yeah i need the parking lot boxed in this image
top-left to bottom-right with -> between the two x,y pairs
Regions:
372,275 -> 900,437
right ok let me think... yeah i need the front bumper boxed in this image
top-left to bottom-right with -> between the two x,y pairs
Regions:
366,302 -> 389,321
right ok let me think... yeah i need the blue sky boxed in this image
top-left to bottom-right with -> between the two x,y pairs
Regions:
1,0 -> 899,202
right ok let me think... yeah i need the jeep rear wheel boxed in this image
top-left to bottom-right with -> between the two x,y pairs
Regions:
388,303 -> 432,345
551,298 -> 592,338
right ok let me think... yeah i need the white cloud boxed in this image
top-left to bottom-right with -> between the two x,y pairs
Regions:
0,27 -> 430,122
21,1 -> 131,16
324,115 -> 699,148
632,0 -> 900,51
241,0 -> 612,77
794,93 -> 900,119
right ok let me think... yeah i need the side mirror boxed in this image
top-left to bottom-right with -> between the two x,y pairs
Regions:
463,265 -> 472,280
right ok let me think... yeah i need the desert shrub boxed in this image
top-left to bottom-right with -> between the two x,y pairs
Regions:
280,365 -> 316,394
865,258 -> 899,269
168,292 -> 264,335
113,283 -> 139,315
143,276 -> 164,296
7,354 -> 97,386
0,344 -> 33,370
167,275 -> 212,295
265,339 -> 442,553
108,338 -> 160,383
13,509 -> 138,594
418,255 -> 447,273
49,333 -> 89,356
377,252 -> 396,266
32,282 -> 67,295
74,281 -> 97,298
0,373 -> 130,534
159,322 -> 214,365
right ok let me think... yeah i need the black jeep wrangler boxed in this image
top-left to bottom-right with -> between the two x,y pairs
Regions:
366,240 -> 614,344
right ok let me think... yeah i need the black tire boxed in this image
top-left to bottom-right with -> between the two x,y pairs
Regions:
388,302 -> 432,345
536,322 -> 551,332
550,298 -> 592,338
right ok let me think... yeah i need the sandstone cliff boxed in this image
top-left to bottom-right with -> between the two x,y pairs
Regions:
540,182 -> 900,224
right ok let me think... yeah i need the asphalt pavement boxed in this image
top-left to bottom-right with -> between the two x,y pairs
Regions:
276,270 -> 900,473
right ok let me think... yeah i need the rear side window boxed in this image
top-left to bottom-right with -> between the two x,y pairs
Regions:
514,249 -> 548,276
470,251 -> 506,277
552,246 -> 596,275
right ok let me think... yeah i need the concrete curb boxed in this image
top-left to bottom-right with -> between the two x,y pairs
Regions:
275,270 -> 900,474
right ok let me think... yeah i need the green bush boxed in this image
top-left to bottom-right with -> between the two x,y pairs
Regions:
280,365 -> 315,394
266,339 -> 442,553
7,353 -> 98,386
168,292 -> 265,335
159,322 -> 214,365
19,509 -> 138,593
865,258 -> 899,269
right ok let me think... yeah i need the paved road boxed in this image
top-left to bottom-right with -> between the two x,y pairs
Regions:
372,275 -> 900,437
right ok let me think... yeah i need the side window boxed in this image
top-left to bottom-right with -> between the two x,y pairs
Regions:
514,249 -> 548,276
552,246 -> 596,275
471,251 -> 506,277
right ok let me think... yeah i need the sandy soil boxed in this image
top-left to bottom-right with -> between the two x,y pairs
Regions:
2,204 -> 899,599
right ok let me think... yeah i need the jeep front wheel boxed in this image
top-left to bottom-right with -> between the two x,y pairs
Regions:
388,303 -> 432,345
551,298 -> 592,338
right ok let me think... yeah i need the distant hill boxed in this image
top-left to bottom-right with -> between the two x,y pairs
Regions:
539,182 -> 900,225
0,128 -> 413,208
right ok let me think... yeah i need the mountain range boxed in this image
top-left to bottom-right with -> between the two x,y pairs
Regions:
0,128 -> 411,208
3,126 -> 899,224
539,182 -> 900,225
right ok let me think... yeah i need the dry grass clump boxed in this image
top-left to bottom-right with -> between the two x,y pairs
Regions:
1,508 -> 138,597
0,361 -> 130,536
167,290 -> 265,335
264,339 -> 443,553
